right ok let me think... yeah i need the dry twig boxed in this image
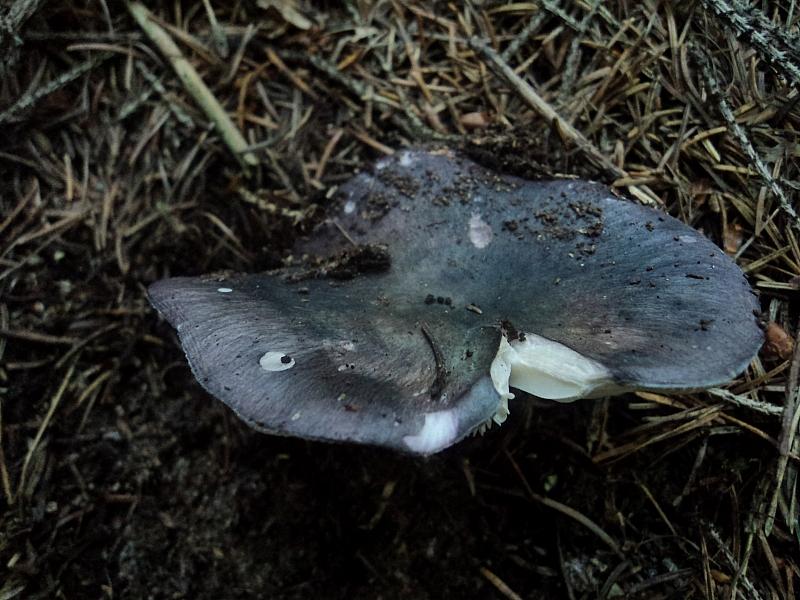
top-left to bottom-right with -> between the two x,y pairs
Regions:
700,0 -> 800,86
696,49 -> 800,231
127,2 -> 258,167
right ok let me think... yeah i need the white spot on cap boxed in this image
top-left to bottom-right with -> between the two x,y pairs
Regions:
343,200 -> 356,214
403,410 -> 458,454
291,411 -> 301,421
217,287 -> 233,293
260,351 -> 295,372
398,151 -> 415,167
322,339 -> 357,354
468,213 -> 493,249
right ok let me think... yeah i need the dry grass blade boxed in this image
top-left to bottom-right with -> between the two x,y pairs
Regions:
0,0 -> 43,32
469,36 -> 625,180
0,54 -> 110,124
506,450 -> 623,558
700,0 -> 800,85
127,1 -> 258,167
708,525 -> 765,600
0,396 -> 13,505
706,387 -> 783,417
764,329 -> 800,535
593,406 -> 722,463
0,329 -> 80,345
480,566 -> 524,600
15,360 -> 76,503
696,49 -> 800,231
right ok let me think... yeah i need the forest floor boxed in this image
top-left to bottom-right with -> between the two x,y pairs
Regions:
0,1 -> 798,598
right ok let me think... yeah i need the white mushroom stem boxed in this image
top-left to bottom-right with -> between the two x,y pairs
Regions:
489,333 -> 617,424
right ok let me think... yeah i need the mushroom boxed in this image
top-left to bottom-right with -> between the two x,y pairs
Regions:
148,148 -> 763,455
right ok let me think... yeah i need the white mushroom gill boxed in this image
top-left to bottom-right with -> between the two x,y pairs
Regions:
403,410 -> 459,454
489,334 -> 617,422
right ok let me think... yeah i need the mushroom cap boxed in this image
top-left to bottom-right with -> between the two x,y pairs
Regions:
148,148 -> 763,454
149,273 -> 502,454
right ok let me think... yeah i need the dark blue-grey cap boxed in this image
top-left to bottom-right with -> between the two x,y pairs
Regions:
148,149 -> 763,454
